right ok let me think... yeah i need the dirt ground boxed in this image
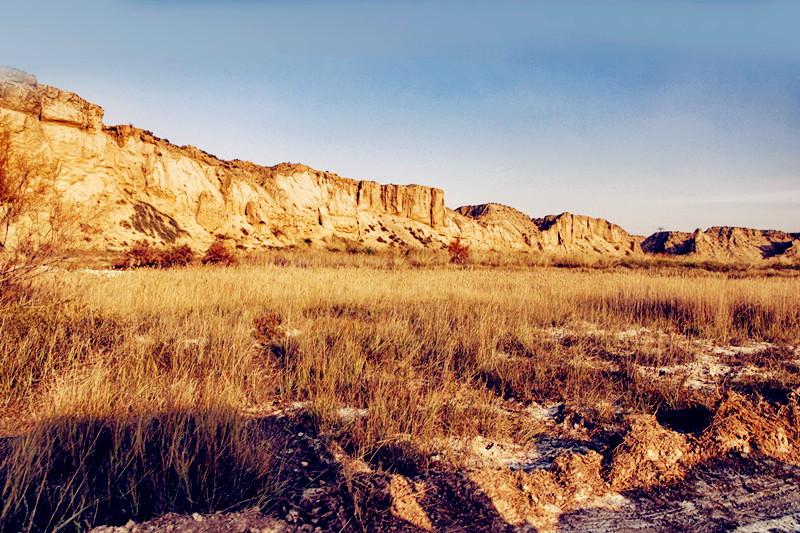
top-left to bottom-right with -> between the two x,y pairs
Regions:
86,333 -> 800,533
91,457 -> 800,533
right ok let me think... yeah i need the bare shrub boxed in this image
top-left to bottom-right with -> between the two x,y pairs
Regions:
0,118 -> 74,301
253,312 -> 282,344
117,240 -> 159,268
447,237 -> 470,264
158,244 -> 194,268
202,239 -> 237,266
116,242 -> 195,269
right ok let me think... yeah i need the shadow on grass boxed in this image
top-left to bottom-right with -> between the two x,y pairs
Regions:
0,408 -> 290,532
0,409 -> 521,532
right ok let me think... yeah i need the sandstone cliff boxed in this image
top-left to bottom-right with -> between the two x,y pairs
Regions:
0,67 -> 450,251
642,227 -> 800,262
456,204 -> 643,254
1,66 -> 797,262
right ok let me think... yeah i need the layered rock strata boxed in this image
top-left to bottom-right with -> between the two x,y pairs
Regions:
643,227 -> 800,262
1,66 -> 797,261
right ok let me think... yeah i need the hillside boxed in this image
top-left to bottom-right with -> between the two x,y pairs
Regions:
1,66 -> 797,262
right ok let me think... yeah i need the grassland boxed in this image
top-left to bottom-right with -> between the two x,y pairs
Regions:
1,253 -> 799,531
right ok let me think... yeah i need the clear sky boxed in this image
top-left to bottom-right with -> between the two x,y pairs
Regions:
2,0 -> 799,235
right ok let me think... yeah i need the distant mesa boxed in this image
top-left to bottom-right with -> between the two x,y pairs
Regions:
1,66 -> 797,262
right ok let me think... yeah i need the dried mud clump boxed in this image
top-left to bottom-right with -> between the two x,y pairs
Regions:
389,474 -> 433,531
699,391 -> 800,464
466,451 -> 607,530
610,414 -> 690,491
551,450 -> 607,503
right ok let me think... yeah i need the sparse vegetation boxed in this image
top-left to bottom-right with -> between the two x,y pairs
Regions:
201,239 -> 238,266
0,118 -> 75,301
0,256 -> 799,531
116,241 -> 195,269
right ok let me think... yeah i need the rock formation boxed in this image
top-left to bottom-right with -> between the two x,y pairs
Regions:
643,227 -> 800,262
456,204 -> 643,254
1,66 -> 797,262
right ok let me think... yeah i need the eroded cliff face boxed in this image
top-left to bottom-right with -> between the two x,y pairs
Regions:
642,227 -> 800,261
456,204 -> 643,254
2,67 -> 796,261
0,67 -> 450,251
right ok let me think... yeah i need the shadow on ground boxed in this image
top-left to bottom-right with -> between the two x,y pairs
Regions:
0,409 -> 521,532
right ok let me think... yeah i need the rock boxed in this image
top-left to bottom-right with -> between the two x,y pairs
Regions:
2,67 -> 796,261
643,226 -> 800,262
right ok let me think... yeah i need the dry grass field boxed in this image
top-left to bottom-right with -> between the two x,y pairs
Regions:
1,251 -> 800,531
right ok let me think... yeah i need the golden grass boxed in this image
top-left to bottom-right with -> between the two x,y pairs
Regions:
1,261 -> 799,530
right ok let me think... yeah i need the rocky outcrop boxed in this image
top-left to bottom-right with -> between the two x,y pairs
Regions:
0,67 -> 449,251
1,66 -> 797,261
643,227 -> 800,262
456,204 -> 643,254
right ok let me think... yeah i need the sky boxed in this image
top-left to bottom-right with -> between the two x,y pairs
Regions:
2,0 -> 799,235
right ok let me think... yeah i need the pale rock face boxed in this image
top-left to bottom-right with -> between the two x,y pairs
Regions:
0,68 -> 454,251
3,67 -> 795,260
456,204 -> 643,254
643,226 -> 800,261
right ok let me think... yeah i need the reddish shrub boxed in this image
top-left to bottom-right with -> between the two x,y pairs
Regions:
116,242 -> 196,269
447,237 -> 470,264
253,312 -> 282,344
202,240 -> 237,266
116,241 -> 159,269
159,244 -> 195,267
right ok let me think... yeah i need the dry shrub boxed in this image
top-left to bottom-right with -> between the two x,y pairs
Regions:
253,312 -> 283,344
202,240 -> 237,266
447,237 -> 470,264
158,244 -> 194,267
117,242 -> 195,269
117,240 -> 159,268
1,117 -> 76,301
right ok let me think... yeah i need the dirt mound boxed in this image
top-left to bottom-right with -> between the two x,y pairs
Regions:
699,392 -> 800,464
91,509 -> 291,533
609,414 -> 690,491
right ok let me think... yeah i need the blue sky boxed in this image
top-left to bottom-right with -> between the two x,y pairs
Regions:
2,0 -> 799,234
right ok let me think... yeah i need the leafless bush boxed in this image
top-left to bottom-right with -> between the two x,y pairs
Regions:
0,119 -> 74,301
202,239 -> 237,266
116,242 -> 195,269
447,237 -> 470,264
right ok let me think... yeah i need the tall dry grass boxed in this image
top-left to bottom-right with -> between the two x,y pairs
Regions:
1,262 -> 799,530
